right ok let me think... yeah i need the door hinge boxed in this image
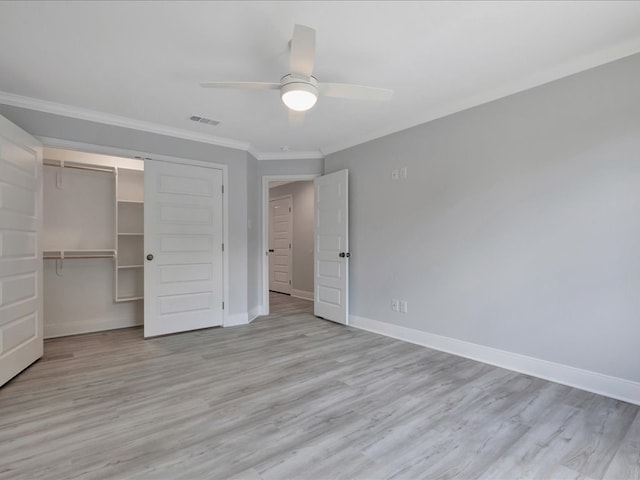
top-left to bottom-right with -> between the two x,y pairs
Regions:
222,243 -> 224,252
289,207 -> 291,212
222,301 -> 224,310
222,185 -> 224,194
289,243 -> 291,249
289,280 -> 292,284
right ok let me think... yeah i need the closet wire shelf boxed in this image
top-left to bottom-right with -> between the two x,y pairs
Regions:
43,249 -> 117,260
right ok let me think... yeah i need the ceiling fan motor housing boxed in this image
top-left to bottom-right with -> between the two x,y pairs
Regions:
280,75 -> 319,111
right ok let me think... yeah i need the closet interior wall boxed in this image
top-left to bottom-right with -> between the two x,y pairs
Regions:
42,148 -> 144,338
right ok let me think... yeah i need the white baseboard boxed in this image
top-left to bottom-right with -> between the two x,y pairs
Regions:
350,315 -> 640,406
224,312 -> 249,327
248,307 -> 261,323
44,316 -> 142,339
291,289 -> 314,301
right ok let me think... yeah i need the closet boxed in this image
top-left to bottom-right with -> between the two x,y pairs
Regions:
42,148 -> 144,338
0,116 -> 228,387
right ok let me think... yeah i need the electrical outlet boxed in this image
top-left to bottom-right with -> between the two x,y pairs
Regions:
391,168 -> 399,180
391,299 -> 399,312
400,300 -> 408,313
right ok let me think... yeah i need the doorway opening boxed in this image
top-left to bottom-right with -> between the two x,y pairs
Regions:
262,174 -> 319,315
42,147 -> 145,339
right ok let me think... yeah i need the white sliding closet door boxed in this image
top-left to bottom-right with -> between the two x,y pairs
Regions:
144,160 -> 224,337
0,115 -> 43,387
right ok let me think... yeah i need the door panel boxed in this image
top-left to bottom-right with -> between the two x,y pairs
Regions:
314,170 -> 349,324
144,161 -> 223,337
0,115 -> 43,387
269,196 -> 292,294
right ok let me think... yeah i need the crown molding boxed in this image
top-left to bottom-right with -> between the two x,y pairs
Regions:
321,39 -> 640,156
248,146 -> 324,161
0,91 -> 251,152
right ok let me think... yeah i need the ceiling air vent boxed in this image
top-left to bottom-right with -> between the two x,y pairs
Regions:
189,115 -> 220,126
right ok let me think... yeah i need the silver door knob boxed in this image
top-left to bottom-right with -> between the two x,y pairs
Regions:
146,254 -> 154,261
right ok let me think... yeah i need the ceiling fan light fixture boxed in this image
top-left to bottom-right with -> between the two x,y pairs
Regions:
281,80 -> 318,112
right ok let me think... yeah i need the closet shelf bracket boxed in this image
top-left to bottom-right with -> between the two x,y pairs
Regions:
56,160 -> 64,190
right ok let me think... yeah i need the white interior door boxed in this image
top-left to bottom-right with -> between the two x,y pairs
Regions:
269,195 -> 292,294
0,115 -> 43,386
144,160 -> 223,337
314,169 -> 349,324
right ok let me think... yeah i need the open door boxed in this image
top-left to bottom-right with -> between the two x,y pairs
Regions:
314,169 -> 349,324
144,160 -> 224,337
0,115 -> 43,386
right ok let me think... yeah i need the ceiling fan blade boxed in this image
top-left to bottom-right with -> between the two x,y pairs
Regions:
289,24 -> 316,79
200,81 -> 280,90
288,109 -> 306,127
318,82 -> 394,101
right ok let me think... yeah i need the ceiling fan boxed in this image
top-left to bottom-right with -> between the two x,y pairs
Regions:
200,24 -> 394,114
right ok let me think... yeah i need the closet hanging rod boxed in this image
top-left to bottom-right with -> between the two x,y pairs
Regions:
43,249 -> 117,260
43,254 -> 116,260
43,159 -> 116,173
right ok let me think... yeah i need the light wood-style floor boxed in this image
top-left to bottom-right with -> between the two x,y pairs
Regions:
1,292 -> 638,479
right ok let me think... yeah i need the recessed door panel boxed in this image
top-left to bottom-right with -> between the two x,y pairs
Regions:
159,205 -> 212,224
159,264 -> 212,283
2,231 -> 37,258
158,292 -> 213,315
318,260 -> 341,279
1,314 -> 37,354
159,175 -> 212,197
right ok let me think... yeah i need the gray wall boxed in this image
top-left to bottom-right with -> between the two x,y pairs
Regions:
325,53 -> 640,382
246,152 -> 261,315
0,106 -> 249,318
259,158 -> 324,177
269,181 -> 314,295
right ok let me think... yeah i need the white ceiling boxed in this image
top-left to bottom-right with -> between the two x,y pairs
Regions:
1,1 -> 639,159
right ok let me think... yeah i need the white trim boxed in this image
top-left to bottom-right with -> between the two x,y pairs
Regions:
45,315 -> 143,339
249,147 -> 324,161
291,289 -> 313,301
0,91 -> 250,152
261,174 -> 320,316
350,315 -> 640,406
37,136 -> 230,329
223,313 -> 249,327
248,307 -> 261,323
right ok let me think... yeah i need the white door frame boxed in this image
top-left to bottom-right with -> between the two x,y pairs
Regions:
37,137 -> 230,326
261,174 -> 319,315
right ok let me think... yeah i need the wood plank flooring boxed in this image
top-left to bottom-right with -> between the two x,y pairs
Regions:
0,292 -> 638,479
